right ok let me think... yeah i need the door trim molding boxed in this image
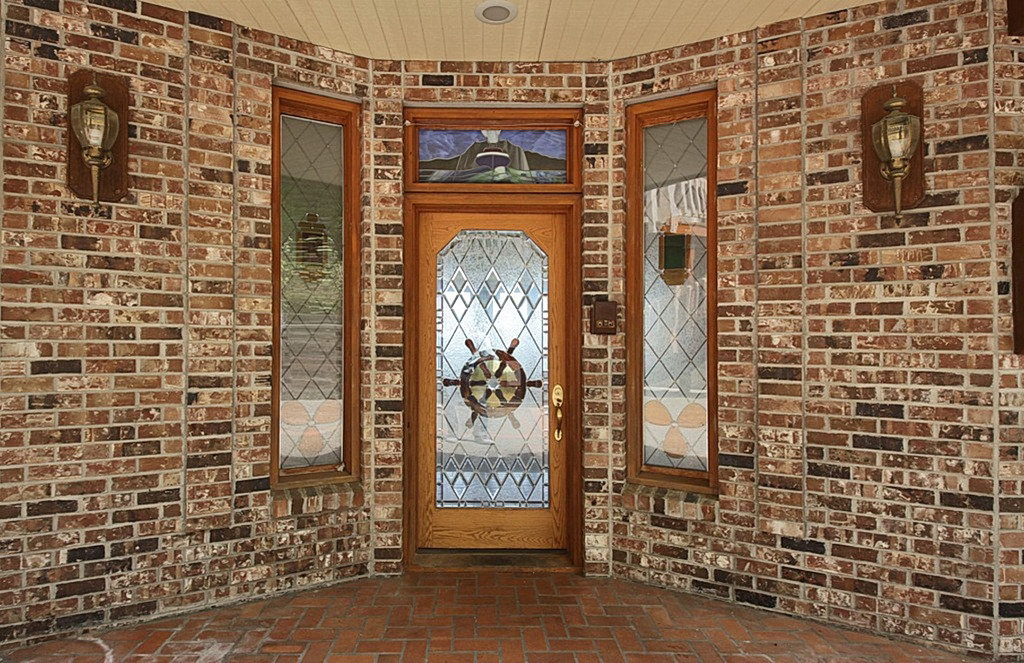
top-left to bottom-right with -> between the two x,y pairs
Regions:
402,192 -> 583,570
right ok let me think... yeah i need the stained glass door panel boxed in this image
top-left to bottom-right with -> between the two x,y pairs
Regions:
436,231 -> 549,508
415,210 -> 567,550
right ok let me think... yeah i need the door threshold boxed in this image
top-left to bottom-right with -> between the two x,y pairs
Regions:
408,549 -> 580,573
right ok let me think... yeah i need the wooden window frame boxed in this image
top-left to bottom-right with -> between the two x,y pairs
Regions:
403,106 -> 583,194
625,90 -> 719,494
271,86 -> 362,487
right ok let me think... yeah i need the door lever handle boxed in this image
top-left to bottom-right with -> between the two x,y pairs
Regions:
552,384 -> 564,442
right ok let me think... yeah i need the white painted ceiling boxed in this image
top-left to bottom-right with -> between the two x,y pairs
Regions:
161,0 -> 865,62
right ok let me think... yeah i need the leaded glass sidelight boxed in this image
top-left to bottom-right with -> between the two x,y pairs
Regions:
278,114 -> 345,471
274,85 -> 362,485
627,91 -> 717,490
435,230 -> 550,508
642,117 -> 709,471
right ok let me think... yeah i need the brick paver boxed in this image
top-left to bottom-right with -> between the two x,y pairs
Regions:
0,572 -> 983,662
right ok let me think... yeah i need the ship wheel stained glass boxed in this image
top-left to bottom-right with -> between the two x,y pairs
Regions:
278,114 -> 345,471
435,230 -> 550,508
641,117 -> 710,472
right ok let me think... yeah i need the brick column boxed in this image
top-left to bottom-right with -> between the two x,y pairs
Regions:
182,13 -> 237,557
368,58 -> 405,573
753,19 -> 807,536
582,59 -> 615,576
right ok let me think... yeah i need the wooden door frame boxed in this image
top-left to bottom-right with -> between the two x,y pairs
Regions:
402,192 -> 583,570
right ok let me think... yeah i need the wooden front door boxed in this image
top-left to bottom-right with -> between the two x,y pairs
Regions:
408,197 -> 577,551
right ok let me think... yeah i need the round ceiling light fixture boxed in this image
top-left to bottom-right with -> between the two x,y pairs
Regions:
475,0 -> 518,25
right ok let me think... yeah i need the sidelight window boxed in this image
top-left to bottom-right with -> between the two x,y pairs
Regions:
626,90 -> 718,492
272,87 -> 361,486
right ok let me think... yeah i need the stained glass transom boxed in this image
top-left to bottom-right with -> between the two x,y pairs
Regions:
418,129 -> 567,183
435,230 -> 550,508
278,114 -> 345,471
642,117 -> 710,471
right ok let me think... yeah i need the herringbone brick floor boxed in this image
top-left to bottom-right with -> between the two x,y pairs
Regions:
0,572 -> 983,662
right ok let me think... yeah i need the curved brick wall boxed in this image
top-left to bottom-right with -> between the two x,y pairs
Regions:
1,0 -> 1022,657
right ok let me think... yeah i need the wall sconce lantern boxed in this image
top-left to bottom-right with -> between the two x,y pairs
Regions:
67,69 -> 129,206
861,80 -> 925,221
870,90 -> 921,221
70,81 -> 119,205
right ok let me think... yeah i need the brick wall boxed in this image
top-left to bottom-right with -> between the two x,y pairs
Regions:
993,0 -> 1024,655
1,0 -> 1022,657
1,0 -> 371,647
608,0 -> 1021,657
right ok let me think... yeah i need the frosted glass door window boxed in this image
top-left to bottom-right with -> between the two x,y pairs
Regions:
435,230 -> 550,508
642,117 -> 710,471
278,114 -> 345,471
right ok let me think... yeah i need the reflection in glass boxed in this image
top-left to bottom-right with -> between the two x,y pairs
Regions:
435,231 -> 550,508
641,117 -> 710,471
419,129 -> 567,183
278,115 -> 345,470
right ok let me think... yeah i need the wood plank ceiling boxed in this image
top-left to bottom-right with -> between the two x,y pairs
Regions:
162,0 -> 864,61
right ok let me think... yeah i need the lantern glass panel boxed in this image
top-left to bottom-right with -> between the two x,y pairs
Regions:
100,107 -> 119,150
883,114 -> 917,161
82,105 -> 107,148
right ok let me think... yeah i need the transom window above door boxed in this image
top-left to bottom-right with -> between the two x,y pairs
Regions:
404,107 -> 582,194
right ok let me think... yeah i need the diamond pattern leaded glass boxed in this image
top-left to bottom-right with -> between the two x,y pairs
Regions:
278,115 -> 345,471
642,117 -> 710,471
435,230 -> 550,508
